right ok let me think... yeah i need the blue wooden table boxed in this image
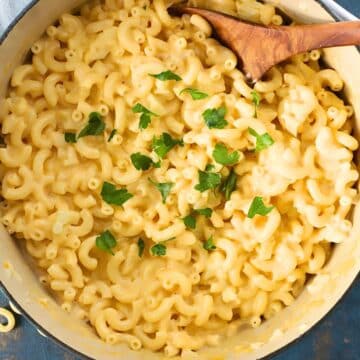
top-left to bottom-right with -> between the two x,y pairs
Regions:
0,1 -> 360,359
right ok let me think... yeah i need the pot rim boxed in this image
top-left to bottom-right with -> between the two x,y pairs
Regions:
0,1 -> 359,359
0,0 -> 39,44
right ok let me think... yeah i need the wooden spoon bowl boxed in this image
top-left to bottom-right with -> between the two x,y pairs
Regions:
173,7 -> 360,81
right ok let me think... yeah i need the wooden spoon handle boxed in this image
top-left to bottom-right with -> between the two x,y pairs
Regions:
285,21 -> 360,53
172,7 -> 360,81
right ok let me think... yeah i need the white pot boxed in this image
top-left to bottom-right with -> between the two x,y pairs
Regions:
0,1 -> 359,359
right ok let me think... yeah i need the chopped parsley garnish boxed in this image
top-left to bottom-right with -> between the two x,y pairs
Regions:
247,196 -> 274,218
220,168 -> 237,201
195,170 -> 222,193
137,238 -> 145,257
78,112 -> 105,139
64,132 -> 77,143
108,129 -> 117,142
202,106 -> 228,129
203,236 -> 216,251
151,243 -> 167,256
251,90 -> 261,118
196,208 -> 213,218
132,103 -> 158,130
205,164 -> 215,171
150,238 -> 175,256
131,153 -> 159,171
180,88 -> 208,100
100,182 -> 133,206
183,214 -> 196,229
96,230 -> 117,255
149,178 -> 174,203
183,208 -> 213,230
152,133 -> 183,159
149,70 -> 182,81
248,127 -> 274,152
213,144 -> 240,166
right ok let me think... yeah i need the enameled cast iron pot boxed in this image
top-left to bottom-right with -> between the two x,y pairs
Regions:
0,0 -> 359,359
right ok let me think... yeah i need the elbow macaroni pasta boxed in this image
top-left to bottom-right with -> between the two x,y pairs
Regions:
0,0 -> 358,356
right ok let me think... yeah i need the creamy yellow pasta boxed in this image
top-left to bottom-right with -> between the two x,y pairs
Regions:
0,0 -> 358,356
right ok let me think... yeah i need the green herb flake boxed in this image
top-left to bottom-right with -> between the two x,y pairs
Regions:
220,169 -> 238,201
180,88 -> 208,100
78,112 -> 105,139
131,152 -> 157,171
64,132 -> 77,143
205,164 -> 215,171
248,127 -> 274,152
149,70 -> 182,81
195,170 -> 222,193
101,182 -> 133,206
196,208 -> 213,218
183,214 -> 196,229
203,236 -> 216,251
251,90 -> 261,118
96,230 -> 117,255
149,178 -> 174,203
213,144 -> 240,166
247,196 -> 274,218
152,133 -> 183,159
108,129 -> 117,142
137,238 -> 145,257
202,106 -> 228,129
132,103 -> 158,130
151,243 -> 167,256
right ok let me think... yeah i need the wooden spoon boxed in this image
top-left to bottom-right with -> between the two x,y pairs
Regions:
172,7 -> 360,82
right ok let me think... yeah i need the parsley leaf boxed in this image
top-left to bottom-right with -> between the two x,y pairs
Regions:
220,169 -> 237,201
247,196 -> 274,218
132,103 -> 158,130
108,129 -> 117,142
65,132 -> 77,143
78,112 -> 105,139
152,133 -> 183,159
202,106 -> 228,129
149,70 -> 182,81
151,243 -> 167,256
213,144 -> 240,166
137,238 -> 145,257
149,178 -> 174,203
183,214 -> 196,229
139,114 -> 151,130
96,230 -> 117,255
248,127 -> 274,152
101,182 -> 133,206
205,164 -> 215,171
195,170 -> 221,193
150,237 -> 175,256
180,88 -> 208,100
196,208 -> 213,218
251,90 -> 261,118
183,208 -> 213,229
203,236 -> 216,251
131,153 -> 158,171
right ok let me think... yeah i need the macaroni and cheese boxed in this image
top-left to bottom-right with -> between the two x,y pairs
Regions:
0,0 -> 358,356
